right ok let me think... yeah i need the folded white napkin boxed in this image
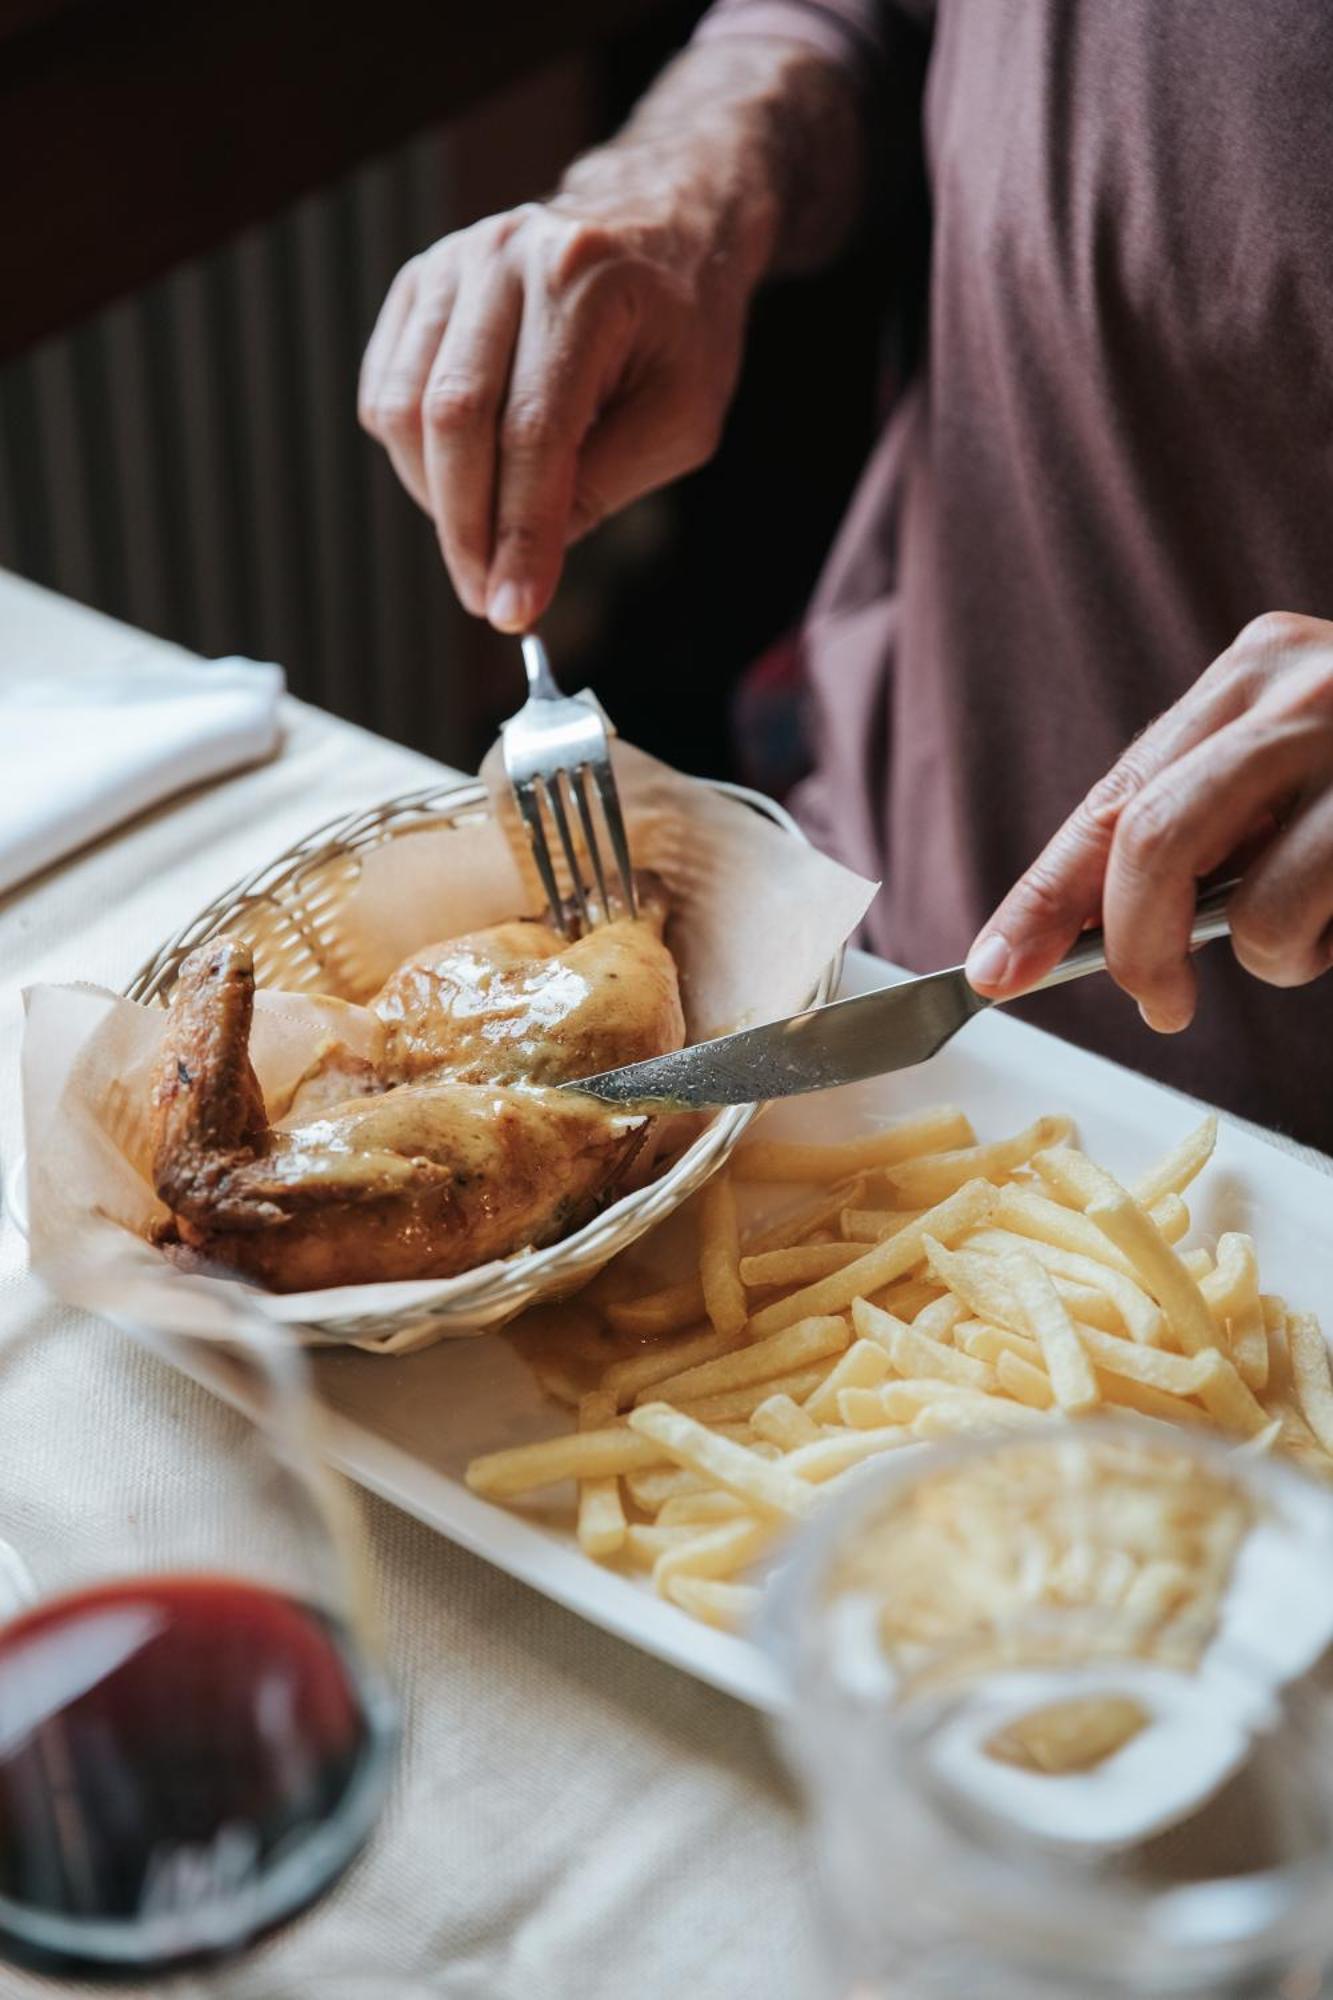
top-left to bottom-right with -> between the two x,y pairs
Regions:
0,652 -> 284,897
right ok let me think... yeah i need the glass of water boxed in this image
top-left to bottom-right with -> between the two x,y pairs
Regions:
761,1423 -> 1333,2000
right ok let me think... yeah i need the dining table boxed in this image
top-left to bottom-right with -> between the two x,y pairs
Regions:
0,568 -> 821,2000
6,567 -> 1333,2000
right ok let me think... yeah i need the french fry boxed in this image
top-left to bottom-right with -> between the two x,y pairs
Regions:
576,1391 -> 627,1559
653,1514 -> 774,1594
912,1293 -> 968,1344
1150,1194 -> 1191,1246
731,1106 -> 974,1183
623,1524 -> 703,1567
854,1295 -> 997,1390
874,1276 -> 942,1321
750,1392 -> 824,1450
606,1279 -> 706,1340
602,1323 -> 746,1409
1132,1116 -> 1218,1208
1192,1349 -> 1273,1437
803,1337 -> 893,1421
1000,1253 -> 1099,1414
642,1314 -> 849,1407
680,1362 -> 837,1425
466,1426 -> 668,1499
746,1180 -> 999,1340
529,1357 -> 588,1408
882,1116 -> 1073,1209
1288,1312 -> 1333,1455
997,1349 -> 1056,1410
657,1491 -> 750,1526
783,1426 -> 915,1481
739,1243 -> 865,1287
628,1404 -> 817,1519
1073,1325 -> 1210,1395
840,1207 -> 921,1242
1094,1371 -> 1210,1427
965,1225 -> 1164,1346
956,1321 -> 1044,1368
1181,1248 -> 1214,1281
699,1173 -> 748,1340
1085,1192 -> 1218,1357
740,1178 -> 871,1252
912,1398 -> 1046,1439
623,1464 -> 710,1511
1232,1419 -> 1283,1459
663,1575 -> 760,1629
1200,1234 -> 1267,1391
922,1238 -> 1022,1331
994,1183 -> 1156,1286
837,1378 -> 978,1426
1032,1144 -> 1125,1211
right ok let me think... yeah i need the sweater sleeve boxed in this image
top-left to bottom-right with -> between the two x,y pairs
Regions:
692,0 -> 895,90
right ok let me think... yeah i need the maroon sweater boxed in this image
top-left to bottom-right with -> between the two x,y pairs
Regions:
699,0 -> 1333,1149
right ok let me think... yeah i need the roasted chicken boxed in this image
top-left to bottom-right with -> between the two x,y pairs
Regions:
150,883 -> 685,1291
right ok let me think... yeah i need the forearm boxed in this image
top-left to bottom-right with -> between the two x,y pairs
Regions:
554,38 -> 867,286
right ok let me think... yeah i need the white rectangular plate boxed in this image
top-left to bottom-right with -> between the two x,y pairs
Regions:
169,950 -> 1333,1712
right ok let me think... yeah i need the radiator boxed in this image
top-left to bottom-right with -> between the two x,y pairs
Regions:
0,128 -> 476,765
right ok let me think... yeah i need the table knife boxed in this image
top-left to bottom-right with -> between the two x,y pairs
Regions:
564,879 -> 1237,1110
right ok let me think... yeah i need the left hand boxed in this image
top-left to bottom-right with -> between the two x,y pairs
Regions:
965,612 -> 1333,1030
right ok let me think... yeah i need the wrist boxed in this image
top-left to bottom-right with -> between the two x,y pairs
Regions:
555,40 -> 862,292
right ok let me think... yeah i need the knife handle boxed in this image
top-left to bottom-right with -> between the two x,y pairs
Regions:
1032,877 -> 1239,994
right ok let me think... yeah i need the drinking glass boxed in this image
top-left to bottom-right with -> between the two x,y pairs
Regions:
0,1307 -> 398,1986
762,1423 -> 1333,2000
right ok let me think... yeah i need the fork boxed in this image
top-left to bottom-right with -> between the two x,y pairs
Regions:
502,633 -> 637,936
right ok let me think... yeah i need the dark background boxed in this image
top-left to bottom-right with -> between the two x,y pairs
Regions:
0,0 -> 904,784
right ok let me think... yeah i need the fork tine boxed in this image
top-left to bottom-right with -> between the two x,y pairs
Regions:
591,758 -> 637,918
546,772 -> 592,932
572,764 -> 611,918
512,778 -> 568,935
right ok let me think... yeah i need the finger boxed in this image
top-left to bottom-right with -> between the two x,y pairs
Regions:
365,269 -> 460,515
1226,787 -> 1333,986
965,645 -> 1269,999
485,302 -> 623,632
357,261 -> 417,426
1101,716 -> 1321,1028
566,381 -> 722,543
422,262 -> 523,616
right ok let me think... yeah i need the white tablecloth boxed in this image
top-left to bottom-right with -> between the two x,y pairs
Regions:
0,574 -> 819,2000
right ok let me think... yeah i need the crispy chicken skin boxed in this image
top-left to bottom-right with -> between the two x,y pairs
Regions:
151,883 -> 682,1290
370,872 -> 684,1086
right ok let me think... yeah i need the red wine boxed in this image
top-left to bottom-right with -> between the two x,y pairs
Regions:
0,1574 -> 395,1981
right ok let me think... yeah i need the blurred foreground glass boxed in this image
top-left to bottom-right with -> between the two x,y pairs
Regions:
762,1424 -> 1333,2000
0,1310 -> 397,1985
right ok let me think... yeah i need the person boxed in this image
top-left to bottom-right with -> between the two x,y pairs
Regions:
359,0 -> 1333,1149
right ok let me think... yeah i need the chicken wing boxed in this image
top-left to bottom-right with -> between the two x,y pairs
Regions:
151,939 -> 649,1291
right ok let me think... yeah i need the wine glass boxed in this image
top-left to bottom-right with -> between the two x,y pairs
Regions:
0,1302 -> 398,1987
762,1422 -> 1333,2000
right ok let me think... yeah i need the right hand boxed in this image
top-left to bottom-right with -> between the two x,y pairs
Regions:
358,189 -> 758,632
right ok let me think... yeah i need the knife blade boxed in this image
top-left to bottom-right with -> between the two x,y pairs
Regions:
562,876 -> 1239,1110
563,966 -> 991,1108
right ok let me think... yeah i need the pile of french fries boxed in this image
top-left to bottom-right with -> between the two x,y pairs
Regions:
466,1107 -> 1333,1633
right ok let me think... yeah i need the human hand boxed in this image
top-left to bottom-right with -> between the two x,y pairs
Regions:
358,42 -> 862,632
965,613 -> 1333,1029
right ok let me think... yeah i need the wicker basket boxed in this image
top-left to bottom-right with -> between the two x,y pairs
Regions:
125,775 -> 842,1353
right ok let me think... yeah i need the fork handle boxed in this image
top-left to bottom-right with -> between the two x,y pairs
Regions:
521,632 -> 562,701
1031,877 -> 1239,993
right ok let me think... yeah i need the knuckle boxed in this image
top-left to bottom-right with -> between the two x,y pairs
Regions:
1236,610 -> 1314,657
423,377 -> 494,437
1228,897 -> 1307,979
1116,787 -> 1178,871
367,393 -> 419,442
552,220 -> 622,289
501,397 -> 565,458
